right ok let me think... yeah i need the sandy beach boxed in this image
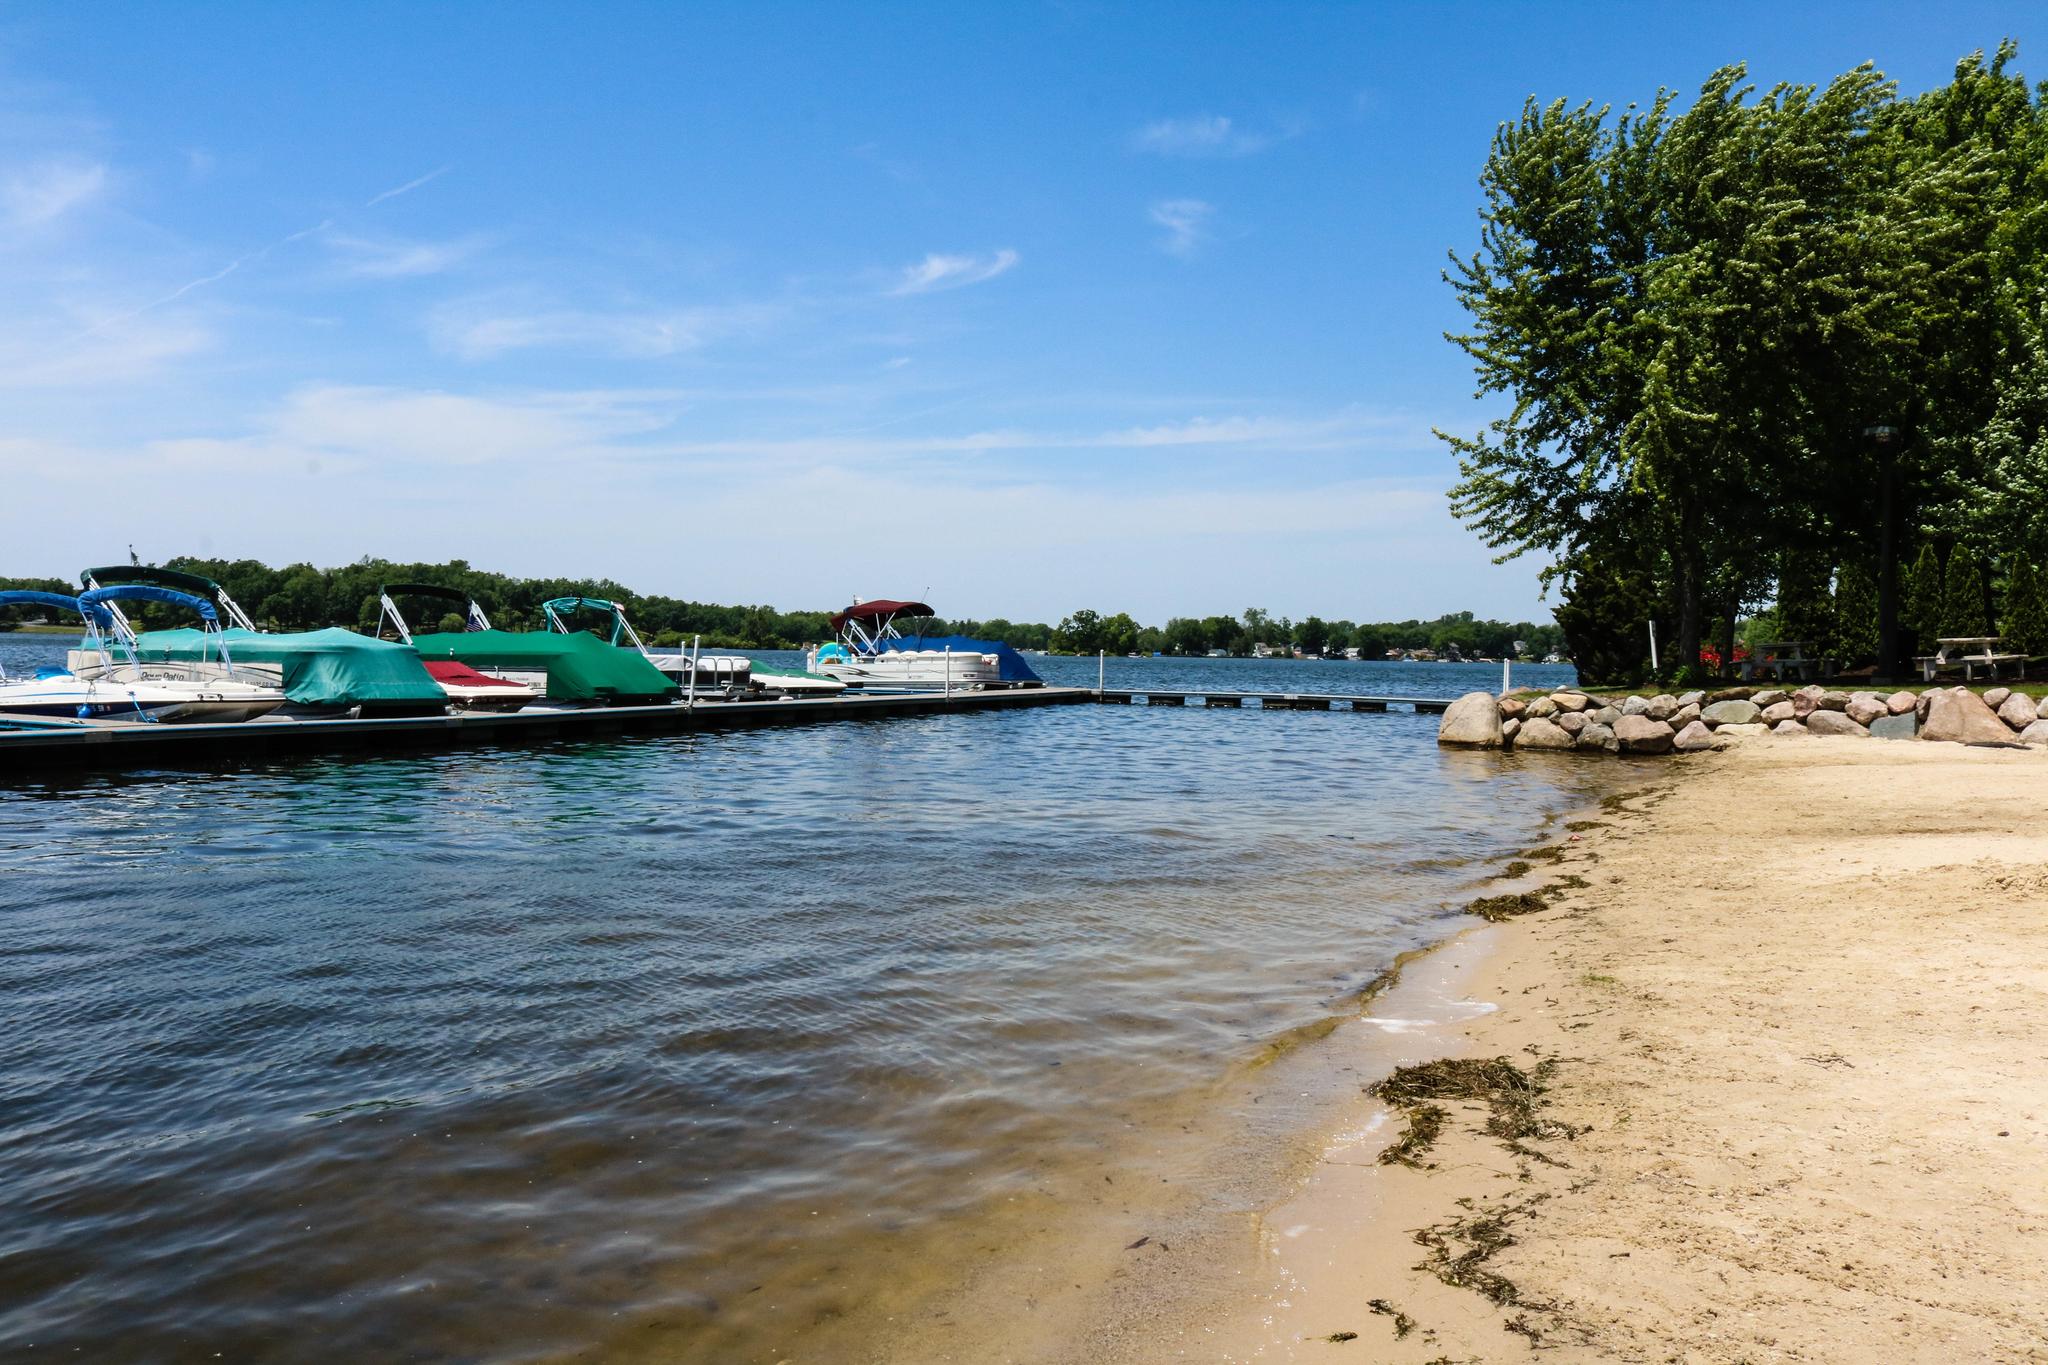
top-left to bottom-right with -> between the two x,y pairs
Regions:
1168,737 -> 2048,1362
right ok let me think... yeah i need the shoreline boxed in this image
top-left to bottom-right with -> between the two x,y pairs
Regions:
1152,737 -> 2048,1361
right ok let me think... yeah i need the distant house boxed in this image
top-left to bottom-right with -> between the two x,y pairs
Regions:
1252,642 -> 1275,658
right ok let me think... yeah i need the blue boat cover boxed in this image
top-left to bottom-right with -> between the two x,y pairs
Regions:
78,584 -> 219,623
874,634 -> 1042,683
0,590 -> 93,620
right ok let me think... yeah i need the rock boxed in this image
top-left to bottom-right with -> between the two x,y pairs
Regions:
1996,693 -> 2036,730
1621,695 -> 1649,717
1588,705 -> 1622,726
1515,716 -> 1575,750
2038,695 -> 2048,720
1676,690 -> 1705,708
1437,691 -> 1505,748
1759,701 -> 1797,725
1556,711 -> 1589,736
2018,719 -> 2048,746
1806,710 -> 1867,737
1670,701 -> 1701,726
1818,690 -> 1851,711
1984,687 -> 2011,711
1673,719 -> 1722,752
1707,687 -> 1754,703
1575,721 -> 1619,753
1792,685 -> 1826,718
1528,696 -> 1558,719
1920,687 -> 2021,745
1869,713 -> 1918,741
1699,699 -> 1762,727
1845,695 -> 1888,727
1502,717 -> 1522,744
1916,692 -> 1934,722
1716,722 -> 1770,741
1773,718 -> 1809,736
1887,690 -> 1918,715
1498,697 -> 1527,720
1646,694 -> 1678,722
1751,689 -> 1788,709
1552,692 -> 1591,713
1614,714 -> 1676,754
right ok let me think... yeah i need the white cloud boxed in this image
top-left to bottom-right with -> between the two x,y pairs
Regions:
0,312 -> 210,388
1150,199 -> 1213,258
3,160 -> 106,228
889,249 -> 1020,296
429,300 -> 780,359
1131,115 -> 1268,158
365,165 -> 450,208
324,230 -> 483,278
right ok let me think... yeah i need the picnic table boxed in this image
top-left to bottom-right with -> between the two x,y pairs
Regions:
1742,641 -> 1822,683
1920,637 -> 2027,683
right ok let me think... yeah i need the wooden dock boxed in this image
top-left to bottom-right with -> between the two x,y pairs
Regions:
1092,689 -> 1450,713
0,686 -> 1095,772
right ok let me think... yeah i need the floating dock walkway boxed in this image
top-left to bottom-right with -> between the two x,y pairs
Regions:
0,685 -> 1454,773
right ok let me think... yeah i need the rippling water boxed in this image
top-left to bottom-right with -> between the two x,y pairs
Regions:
0,637 -> 1592,1359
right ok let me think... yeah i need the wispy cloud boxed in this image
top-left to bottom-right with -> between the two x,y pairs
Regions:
1149,199 -> 1213,258
3,160 -> 106,228
1131,115 -> 1269,158
324,229 -> 484,278
429,300 -> 782,359
365,165 -> 449,208
889,249 -> 1019,296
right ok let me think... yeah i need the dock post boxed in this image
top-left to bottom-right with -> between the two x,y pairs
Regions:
945,646 -> 952,701
1097,649 -> 1104,696
687,634 -> 700,709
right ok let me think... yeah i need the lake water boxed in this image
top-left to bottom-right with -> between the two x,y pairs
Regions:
0,637 -> 1589,1359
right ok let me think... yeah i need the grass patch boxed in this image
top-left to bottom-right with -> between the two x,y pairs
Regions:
1367,1298 -> 1417,1339
1377,1103 -> 1449,1167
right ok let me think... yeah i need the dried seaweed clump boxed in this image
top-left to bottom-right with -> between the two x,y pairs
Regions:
1377,1102 -> 1448,1167
1367,1298 -> 1417,1339
1372,1057 -> 1584,1152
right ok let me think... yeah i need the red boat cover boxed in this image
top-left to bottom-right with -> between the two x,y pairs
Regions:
423,660 -> 528,690
829,599 -> 934,632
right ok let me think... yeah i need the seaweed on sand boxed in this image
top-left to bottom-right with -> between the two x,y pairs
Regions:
1367,1298 -> 1417,1339
1465,892 -> 1551,922
1377,1103 -> 1449,1168
1372,1057 -> 1585,1153
1411,1193 -> 1557,1324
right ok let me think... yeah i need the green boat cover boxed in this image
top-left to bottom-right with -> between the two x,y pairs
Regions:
128,627 -> 450,710
409,629 -> 679,703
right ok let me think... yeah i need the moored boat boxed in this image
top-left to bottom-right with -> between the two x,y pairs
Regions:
542,596 -> 752,693
806,599 -> 1040,691
382,585 -> 677,706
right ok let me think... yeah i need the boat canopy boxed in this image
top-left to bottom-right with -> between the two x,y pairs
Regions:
829,599 -> 933,633
81,565 -> 258,631
0,590 -> 96,621
874,633 -> 1043,684
543,597 -> 637,648
384,583 -> 476,605
79,584 -> 218,623
409,629 -> 679,703
128,627 -> 450,710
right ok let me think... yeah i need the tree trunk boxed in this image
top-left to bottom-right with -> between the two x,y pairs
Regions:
1676,500 -> 1704,680
1876,440 -> 1901,680
1721,599 -> 1739,680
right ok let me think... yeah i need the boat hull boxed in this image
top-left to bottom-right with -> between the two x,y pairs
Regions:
816,650 -> 1005,690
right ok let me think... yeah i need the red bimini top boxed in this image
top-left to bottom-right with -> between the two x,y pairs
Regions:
829,599 -> 934,633
423,660 -> 529,690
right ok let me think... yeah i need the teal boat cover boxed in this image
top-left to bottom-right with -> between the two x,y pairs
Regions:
129,627 -> 450,710
409,629 -> 680,703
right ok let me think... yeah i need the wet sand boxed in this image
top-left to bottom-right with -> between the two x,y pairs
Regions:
1147,738 -> 2048,1362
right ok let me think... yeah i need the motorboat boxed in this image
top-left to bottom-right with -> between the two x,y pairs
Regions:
745,661 -> 846,697
381,585 -> 675,706
805,599 -> 1040,690
542,596 -> 753,694
420,659 -> 536,711
0,588 -> 286,723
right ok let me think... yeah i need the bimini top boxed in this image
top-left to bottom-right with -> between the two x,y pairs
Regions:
0,590 -> 95,621
128,627 -> 449,711
408,629 -> 679,703
384,583 -> 476,605
829,599 -> 933,633
81,565 -> 222,600
79,584 -> 218,623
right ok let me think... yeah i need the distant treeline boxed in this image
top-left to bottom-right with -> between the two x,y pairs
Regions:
0,558 -> 1565,658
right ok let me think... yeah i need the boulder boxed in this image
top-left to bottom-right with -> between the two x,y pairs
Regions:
1818,690 -> 1851,712
1516,716 -> 1575,750
1613,714 -> 1676,754
1588,705 -> 1622,726
1773,718 -> 1809,736
1751,689 -> 1788,709
1996,693 -> 2036,730
1716,722 -> 1770,741
1700,698 -> 1762,727
1621,695 -> 1650,717
1673,719 -> 1722,752
1792,685 -> 1826,718
1984,687 -> 2011,711
2018,719 -> 2048,747
1437,691 -> 1505,748
1575,721 -> 1619,753
1707,687 -> 1754,703
2038,695 -> 2048,721
1806,710 -> 1867,737
1528,696 -> 1559,719
1676,690 -> 1706,708
1916,692 -> 1934,722
1759,700 -> 1797,725
1646,694 -> 1678,722
1498,696 -> 1527,720
1920,687 -> 2020,746
1556,710 -> 1589,736
1887,690 -> 1918,715
1502,717 -> 1522,744
1869,713 -> 1918,741
1552,692 -> 1591,713
1670,701 -> 1701,726
1845,695 -> 1888,727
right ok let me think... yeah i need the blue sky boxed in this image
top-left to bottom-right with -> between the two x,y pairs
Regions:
2,2 -> 2039,623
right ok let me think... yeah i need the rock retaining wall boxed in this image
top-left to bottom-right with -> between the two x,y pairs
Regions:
1437,684 -> 2048,755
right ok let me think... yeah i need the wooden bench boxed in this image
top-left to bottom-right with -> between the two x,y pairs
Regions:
1920,637 -> 2028,682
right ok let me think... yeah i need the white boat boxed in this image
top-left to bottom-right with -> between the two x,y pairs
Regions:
0,588 -> 285,723
805,598 -> 1010,690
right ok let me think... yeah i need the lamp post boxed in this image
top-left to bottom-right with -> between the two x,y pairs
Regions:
1864,424 -> 1902,680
